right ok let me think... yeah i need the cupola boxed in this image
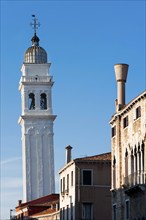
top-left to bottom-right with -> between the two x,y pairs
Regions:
24,15 -> 47,64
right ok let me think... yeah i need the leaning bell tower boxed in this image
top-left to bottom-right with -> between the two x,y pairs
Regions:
18,15 -> 56,202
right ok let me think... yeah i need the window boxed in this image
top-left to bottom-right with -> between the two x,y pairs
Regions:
70,203 -> 73,220
134,147 -> 137,171
40,93 -> 47,110
82,203 -> 92,220
136,106 -> 141,119
125,149 -> 128,178
67,174 -> 69,192
123,116 -> 128,128
62,207 -> 65,220
142,141 -> 145,174
139,150 -> 141,172
113,204 -> 116,220
28,93 -> 35,110
60,179 -> 62,193
131,151 -> 134,176
66,205 -> 69,220
63,177 -> 65,193
125,200 -> 130,220
71,171 -> 73,186
113,156 -> 116,189
82,170 -> 92,185
60,209 -> 62,220
112,126 -> 116,137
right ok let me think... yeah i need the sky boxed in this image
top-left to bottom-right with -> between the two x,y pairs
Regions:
1,0 -> 146,219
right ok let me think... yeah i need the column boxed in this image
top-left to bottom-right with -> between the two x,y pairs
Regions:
141,145 -> 144,183
35,91 -> 40,110
38,133 -> 44,197
47,87 -> 52,114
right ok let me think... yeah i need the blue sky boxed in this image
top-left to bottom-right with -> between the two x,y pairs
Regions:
1,0 -> 145,219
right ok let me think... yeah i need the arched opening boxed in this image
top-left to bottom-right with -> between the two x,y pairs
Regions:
40,93 -> 47,110
113,156 -> 116,189
28,93 -> 35,110
125,149 -> 128,178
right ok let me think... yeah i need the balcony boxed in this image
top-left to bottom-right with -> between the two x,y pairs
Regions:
61,191 -> 65,196
124,171 -> 146,195
124,171 -> 146,186
20,76 -> 53,83
65,189 -> 69,195
61,189 -> 69,196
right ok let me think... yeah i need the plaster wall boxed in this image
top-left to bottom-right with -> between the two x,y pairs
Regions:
59,162 -> 76,220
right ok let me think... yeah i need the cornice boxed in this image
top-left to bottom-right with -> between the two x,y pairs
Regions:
110,90 -> 146,124
18,115 -> 57,124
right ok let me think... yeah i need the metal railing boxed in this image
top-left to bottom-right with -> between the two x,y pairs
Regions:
124,171 -> 146,187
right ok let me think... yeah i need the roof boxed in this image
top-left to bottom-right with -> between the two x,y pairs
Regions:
30,208 -> 59,217
24,46 -> 47,64
59,152 -> 111,174
16,194 -> 59,208
110,90 -> 146,123
75,152 -> 111,162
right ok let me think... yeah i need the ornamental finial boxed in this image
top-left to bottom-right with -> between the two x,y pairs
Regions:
30,15 -> 40,34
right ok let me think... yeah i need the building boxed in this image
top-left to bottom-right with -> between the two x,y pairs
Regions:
110,64 -> 146,219
18,15 -> 56,202
59,146 -> 112,220
15,194 -> 59,220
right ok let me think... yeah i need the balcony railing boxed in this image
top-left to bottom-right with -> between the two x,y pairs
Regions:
61,189 -> 69,196
124,171 -> 146,187
61,191 -> 65,196
65,189 -> 69,194
20,76 -> 53,83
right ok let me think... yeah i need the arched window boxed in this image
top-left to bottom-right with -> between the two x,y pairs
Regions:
125,149 -> 128,178
40,93 -> 47,110
113,156 -> 116,189
131,150 -> 134,175
28,93 -> 35,110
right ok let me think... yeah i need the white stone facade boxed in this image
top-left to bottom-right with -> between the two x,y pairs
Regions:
59,161 -> 76,220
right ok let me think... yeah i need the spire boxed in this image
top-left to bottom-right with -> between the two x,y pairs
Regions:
30,15 -> 40,46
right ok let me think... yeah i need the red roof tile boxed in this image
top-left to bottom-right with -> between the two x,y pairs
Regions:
31,208 -> 58,217
16,194 -> 59,208
75,152 -> 111,162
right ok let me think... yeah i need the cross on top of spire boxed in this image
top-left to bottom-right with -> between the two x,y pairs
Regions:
30,15 -> 40,34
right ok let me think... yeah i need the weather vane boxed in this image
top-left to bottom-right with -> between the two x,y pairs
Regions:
30,15 -> 40,34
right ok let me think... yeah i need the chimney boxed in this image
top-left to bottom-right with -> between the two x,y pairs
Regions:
56,203 -> 59,211
18,200 -> 22,206
65,145 -> 72,164
114,63 -> 129,110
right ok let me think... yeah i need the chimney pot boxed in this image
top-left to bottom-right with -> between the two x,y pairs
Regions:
65,145 -> 72,164
114,63 -> 129,110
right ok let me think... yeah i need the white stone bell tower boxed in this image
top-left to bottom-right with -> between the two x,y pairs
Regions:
18,15 -> 56,202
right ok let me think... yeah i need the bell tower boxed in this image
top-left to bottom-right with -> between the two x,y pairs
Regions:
18,15 -> 56,202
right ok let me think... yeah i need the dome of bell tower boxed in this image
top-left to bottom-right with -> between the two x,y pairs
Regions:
24,33 -> 47,64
